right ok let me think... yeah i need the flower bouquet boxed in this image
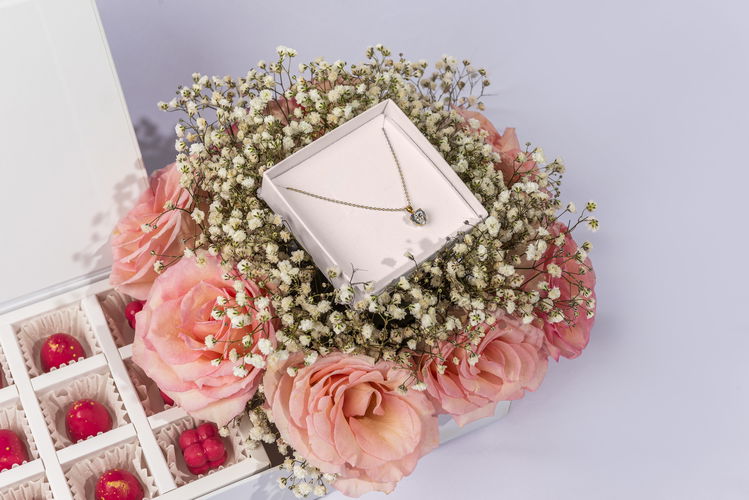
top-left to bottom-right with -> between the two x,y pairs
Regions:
110,45 -> 598,498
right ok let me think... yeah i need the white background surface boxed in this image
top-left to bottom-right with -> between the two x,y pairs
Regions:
96,1 -> 749,499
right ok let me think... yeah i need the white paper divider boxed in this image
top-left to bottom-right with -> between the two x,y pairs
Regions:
30,353 -> 108,392
0,458 -> 45,490
0,341 -> 14,387
56,423 -> 136,464
157,458 -> 270,500
119,343 -> 134,359
147,406 -> 190,430
2,470 -> 53,500
0,323 -> 72,500
81,295 -> 177,494
0,383 -> 18,405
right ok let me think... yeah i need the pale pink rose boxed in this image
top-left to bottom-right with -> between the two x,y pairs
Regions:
455,108 -> 537,185
132,254 -> 275,426
110,163 -> 196,300
266,97 -> 301,126
421,313 -> 548,427
536,222 -> 597,360
264,353 -> 439,497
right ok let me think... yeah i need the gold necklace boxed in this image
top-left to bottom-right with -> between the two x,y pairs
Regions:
285,128 -> 428,225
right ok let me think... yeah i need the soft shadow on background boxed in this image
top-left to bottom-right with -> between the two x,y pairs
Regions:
98,1 -> 749,499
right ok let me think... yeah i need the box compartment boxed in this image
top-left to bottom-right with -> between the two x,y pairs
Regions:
14,301 -> 101,378
63,438 -> 159,499
35,365 -> 130,450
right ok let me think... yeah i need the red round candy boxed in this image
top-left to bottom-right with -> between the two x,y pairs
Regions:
124,300 -> 145,329
0,429 -> 28,471
188,462 -> 211,475
178,428 -> 199,450
182,443 -> 206,468
196,422 -> 216,440
95,468 -> 144,500
159,390 -> 174,407
65,399 -> 113,442
39,333 -> 86,372
202,436 -> 225,462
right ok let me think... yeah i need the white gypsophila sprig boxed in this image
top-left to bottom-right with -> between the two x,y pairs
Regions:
162,47 -> 597,438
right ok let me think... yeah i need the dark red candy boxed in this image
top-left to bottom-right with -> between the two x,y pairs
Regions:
202,437 -> 225,462
65,399 -> 113,442
182,443 -> 206,466
159,390 -> 174,406
124,300 -> 146,329
207,454 -> 227,470
39,333 -> 85,372
178,428 -> 199,450
178,423 -> 227,475
196,422 -> 216,441
188,461 -> 211,475
95,468 -> 144,500
0,429 -> 28,471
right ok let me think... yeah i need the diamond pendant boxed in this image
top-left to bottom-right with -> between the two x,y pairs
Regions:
410,208 -> 427,225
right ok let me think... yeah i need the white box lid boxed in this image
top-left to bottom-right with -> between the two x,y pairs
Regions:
0,0 -> 147,312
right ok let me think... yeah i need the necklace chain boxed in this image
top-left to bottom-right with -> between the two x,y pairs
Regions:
285,128 -> 416,214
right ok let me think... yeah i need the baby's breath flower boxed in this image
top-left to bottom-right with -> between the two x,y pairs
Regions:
159,49 -> 598,468
547,263 -> 562,278
257,338 -> 273,355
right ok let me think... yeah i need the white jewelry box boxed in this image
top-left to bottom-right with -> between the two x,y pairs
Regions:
0,2 -> 508,499
259,99 -> 488,301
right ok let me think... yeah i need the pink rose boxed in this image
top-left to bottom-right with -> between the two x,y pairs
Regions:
132,254 -> 275,426
266,97 -> 301,126
455,108 -> 537,186
537,223 -> 597,360
421,313 -> 548,427
264,353 -> 439,497
110,163 -> 196,300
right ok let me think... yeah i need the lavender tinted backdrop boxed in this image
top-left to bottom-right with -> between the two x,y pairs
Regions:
98,1 -> 749,498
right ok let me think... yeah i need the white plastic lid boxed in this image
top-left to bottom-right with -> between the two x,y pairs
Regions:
0,1 -> 147,311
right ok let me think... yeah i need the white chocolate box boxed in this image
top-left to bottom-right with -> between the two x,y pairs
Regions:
0,282 -> 270,499
0,1 -> 508,498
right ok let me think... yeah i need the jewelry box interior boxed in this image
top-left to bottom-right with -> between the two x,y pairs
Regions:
260,99 -> 488,300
